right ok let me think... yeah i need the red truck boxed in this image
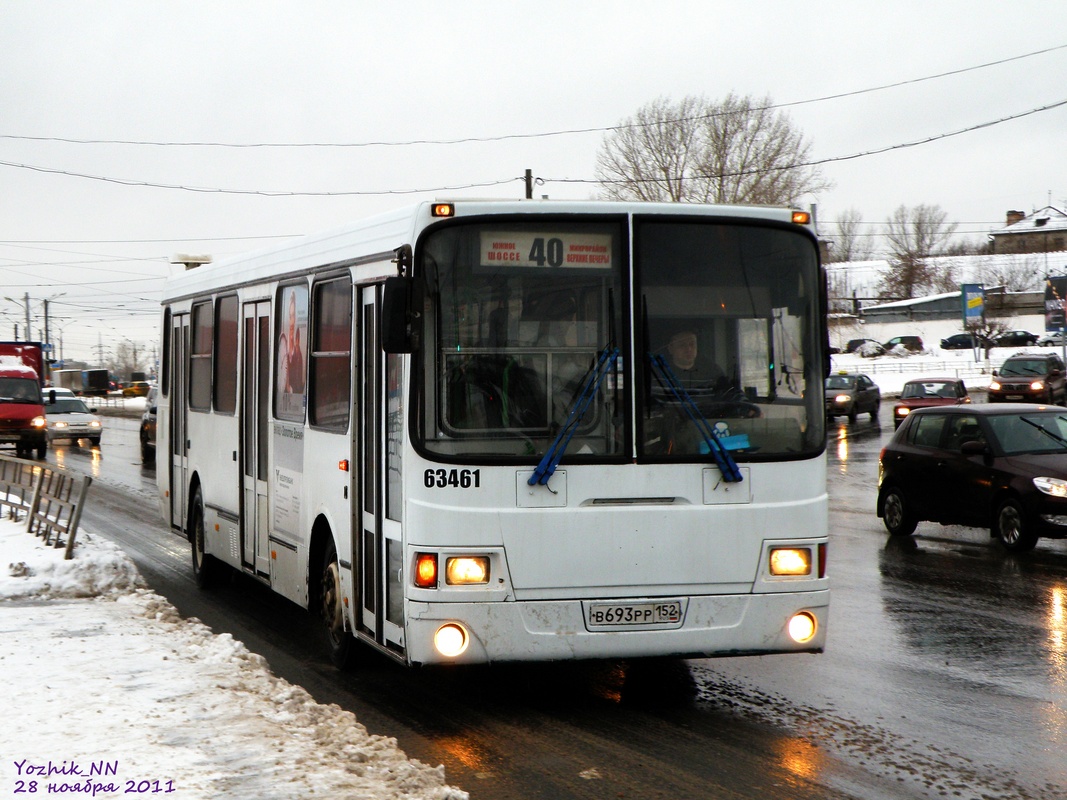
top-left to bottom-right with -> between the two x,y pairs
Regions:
0,342 -> 48,459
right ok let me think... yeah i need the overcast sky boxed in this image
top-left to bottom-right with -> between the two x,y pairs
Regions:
1,2 -> 1064,363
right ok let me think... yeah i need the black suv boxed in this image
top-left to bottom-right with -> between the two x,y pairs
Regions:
988,353 -> 1067,404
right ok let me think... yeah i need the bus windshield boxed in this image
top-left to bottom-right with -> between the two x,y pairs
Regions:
416,216 -> 823,461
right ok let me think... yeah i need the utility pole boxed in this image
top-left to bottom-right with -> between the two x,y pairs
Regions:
525,169 -> 533,200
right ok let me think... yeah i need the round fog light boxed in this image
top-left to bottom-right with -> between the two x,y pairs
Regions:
434,623 -> 469,658
787,612 -> 817,644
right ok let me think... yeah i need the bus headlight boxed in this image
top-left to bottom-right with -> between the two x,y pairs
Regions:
446,556 -> 489,585
434,623 -> 469,657
787,612 -> 817,643
769,547 -> 812,576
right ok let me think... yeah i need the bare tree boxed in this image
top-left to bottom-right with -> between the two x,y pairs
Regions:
107,340 -> 146,380
826,207 -> 873,262
877,204 -> 959,299
976,254 -> 1045,292
596,94 -> 831,206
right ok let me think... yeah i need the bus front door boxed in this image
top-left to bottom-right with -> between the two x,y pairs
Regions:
242,301 -> 271,577
169,313 -> 189,532
358,285 -> 405,654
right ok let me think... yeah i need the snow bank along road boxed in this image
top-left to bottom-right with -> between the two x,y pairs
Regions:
0,517 -> 467,800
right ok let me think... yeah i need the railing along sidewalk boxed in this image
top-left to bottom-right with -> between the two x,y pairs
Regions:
0,453 -> 93,559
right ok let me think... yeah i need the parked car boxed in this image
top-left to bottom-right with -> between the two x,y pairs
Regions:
878,404 -> 1067,552
825,372 -> 881,422
1038,331 -> 1067,347
140,386 -> 157,464
882,335 -> 924,353
992,330 -> 1039,347
43,391 -> 102,446
940,332 -> 982,350
987,353 -> 1067,404
845,338 -> 884,355
123,380 -> 152,398
892,378 -> 971,428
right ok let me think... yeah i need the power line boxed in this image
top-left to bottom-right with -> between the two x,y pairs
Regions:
557,99 -> 1067,187
2,43 -> 1064,149
1,97 -> 1062,198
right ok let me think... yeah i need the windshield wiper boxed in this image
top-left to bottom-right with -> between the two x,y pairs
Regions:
1020,416 -> 1067,448
648,353 -> 743,483
528,345 -> 620,487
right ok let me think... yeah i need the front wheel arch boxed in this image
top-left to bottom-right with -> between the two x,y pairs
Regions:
309,520 -> 357,669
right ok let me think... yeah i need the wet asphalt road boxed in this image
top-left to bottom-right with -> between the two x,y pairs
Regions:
49,411 -> 1067,800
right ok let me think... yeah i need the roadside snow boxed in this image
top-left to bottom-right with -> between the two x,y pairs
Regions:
0,519 -> 467,800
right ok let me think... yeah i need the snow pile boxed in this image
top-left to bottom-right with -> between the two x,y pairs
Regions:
1,527 -> 143,598
0,517 -> 468,800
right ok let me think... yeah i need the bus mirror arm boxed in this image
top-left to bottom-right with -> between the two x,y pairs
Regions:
381,276 -> 424,353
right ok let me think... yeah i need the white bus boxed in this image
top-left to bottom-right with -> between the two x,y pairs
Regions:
156,199 -> 829,667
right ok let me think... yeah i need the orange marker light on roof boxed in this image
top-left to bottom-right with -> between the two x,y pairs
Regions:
432,203 -> 455,218
792,210 -> 811,225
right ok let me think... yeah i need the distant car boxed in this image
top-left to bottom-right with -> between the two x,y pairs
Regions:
1038,331 -> 1067,347
992,330 -> 1038,347
877,404 -> 1067,552
140,386 -> 157,465
845,338 -> 884,355
43,393 -> 102,446
940,333 -> 981,350
123,380 -> 152,398
988,353 -> 1067,404
892,378 -> 971,428
825,372 -> 881,422
882,335 -> 924,353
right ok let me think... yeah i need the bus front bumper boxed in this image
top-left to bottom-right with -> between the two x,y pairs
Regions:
403,590 -> 829,666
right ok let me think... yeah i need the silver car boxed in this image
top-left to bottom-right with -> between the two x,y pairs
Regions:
44,393 -> 103,446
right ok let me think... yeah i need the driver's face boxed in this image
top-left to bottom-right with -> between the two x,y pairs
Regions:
668,333 -> 698,369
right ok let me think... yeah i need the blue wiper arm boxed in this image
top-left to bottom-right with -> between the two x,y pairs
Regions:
529,346 -> 619,486
649,354 -> 743,483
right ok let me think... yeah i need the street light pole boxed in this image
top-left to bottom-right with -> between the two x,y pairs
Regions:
4,293 -> 31,341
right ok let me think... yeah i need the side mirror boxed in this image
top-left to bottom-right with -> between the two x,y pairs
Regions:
380,276 -> 424,354
960,440 -> 989,456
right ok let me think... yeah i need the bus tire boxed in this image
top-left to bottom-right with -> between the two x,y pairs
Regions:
320,541 -> 356,669
190,487 -> 220,588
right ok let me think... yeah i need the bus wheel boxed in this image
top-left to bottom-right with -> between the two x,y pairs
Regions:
190,487 -> 219,588
320,542 -> 355,668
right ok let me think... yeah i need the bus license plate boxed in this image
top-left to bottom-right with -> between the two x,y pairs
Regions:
588,601 -> 682,627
